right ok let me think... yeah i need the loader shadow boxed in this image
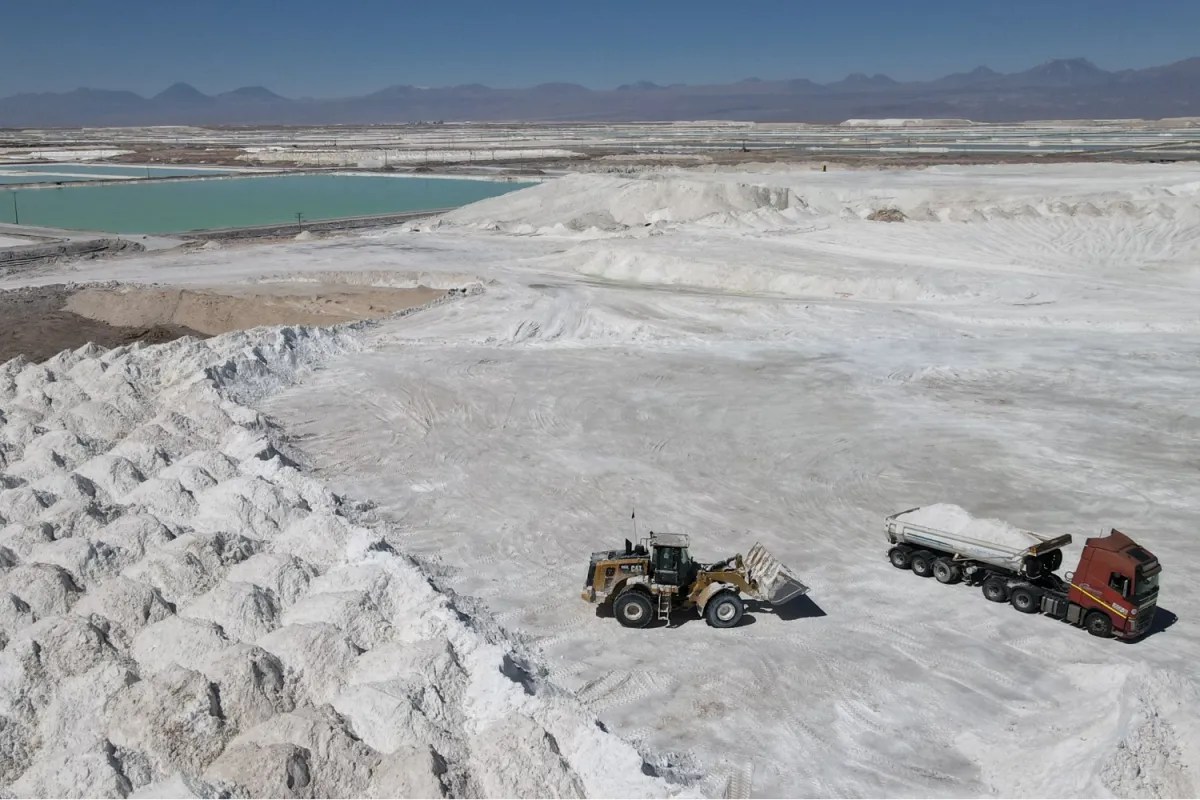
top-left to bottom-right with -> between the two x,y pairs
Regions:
594,595 -> 825,629
755,594 -> 827,621
662,612 -> 760,629
1139,606 -> 1177,640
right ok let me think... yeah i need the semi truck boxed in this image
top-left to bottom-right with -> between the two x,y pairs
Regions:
885,505 -> 1160,640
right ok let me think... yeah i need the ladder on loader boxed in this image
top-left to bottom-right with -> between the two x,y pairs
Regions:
657,589 -> 674,622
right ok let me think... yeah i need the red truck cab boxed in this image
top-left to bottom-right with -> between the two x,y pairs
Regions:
1068,530 -> 1160,639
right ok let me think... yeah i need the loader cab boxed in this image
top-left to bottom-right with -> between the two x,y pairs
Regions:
646,532 -> 694,587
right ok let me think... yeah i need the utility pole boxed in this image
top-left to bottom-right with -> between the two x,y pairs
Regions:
11,192 -> 18,225
296,212 -> 303,231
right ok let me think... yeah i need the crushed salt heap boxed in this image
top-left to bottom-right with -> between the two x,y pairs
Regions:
898,503 -> 1043,550
0,329 -> 671,797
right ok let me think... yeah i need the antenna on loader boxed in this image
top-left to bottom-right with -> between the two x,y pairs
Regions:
631,508 -> 638,541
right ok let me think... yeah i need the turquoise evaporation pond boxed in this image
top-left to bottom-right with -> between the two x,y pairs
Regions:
3,174 -> 533,233
0,163 -> 232,185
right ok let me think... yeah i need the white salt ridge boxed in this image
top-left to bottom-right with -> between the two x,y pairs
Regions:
900,503 -> 1044,550
438,165 -> 1200,239
0,328 -> 674,797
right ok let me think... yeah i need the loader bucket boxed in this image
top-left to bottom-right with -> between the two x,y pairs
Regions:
743,542 -> 809,605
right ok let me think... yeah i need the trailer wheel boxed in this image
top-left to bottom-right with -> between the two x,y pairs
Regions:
1084,611 -> 1113,638
1010,586 -> 1040,613
705,592 -> 745,629
614,591 -> 653,629
910,550 -> 936,578
982,577 -> 1009,603
888,546 -> 913,569
932,558 -> 961,584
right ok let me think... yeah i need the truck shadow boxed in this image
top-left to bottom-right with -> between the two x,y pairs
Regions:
1140,606 -> 1177,640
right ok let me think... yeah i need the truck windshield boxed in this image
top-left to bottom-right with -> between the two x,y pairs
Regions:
1134,571 -> 1159,603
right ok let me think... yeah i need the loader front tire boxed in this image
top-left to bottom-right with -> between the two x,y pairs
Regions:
705,592 -> 745,628
614,591 -> 653,629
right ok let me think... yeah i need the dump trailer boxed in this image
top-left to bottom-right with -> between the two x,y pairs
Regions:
582,532 -> 808,628
885,506 -> 1161,640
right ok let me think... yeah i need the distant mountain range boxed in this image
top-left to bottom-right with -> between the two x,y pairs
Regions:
3,57 -> 1200,127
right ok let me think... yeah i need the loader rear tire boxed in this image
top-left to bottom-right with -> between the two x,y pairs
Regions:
705,593 -> 745,629
888,546 -> 913,569
932,558 -> 961,584
615,591 -> 653,629
910,550 -> 936,578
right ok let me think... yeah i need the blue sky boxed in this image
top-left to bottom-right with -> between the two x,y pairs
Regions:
3,0 -> 1199,97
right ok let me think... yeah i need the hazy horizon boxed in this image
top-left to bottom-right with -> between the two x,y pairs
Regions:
4,0 -> 1200,97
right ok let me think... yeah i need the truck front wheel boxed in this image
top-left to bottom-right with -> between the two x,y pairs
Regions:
1085,611 -> 1113,638
1010,586 -> 1041,613
614,592 -> 653,629
705,593 -> 745,629
910,551 -> 936,578
888,546 -> 913,569
982,577 -> 1009,603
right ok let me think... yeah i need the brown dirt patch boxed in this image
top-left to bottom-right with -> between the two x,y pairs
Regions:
1,281 -> 447,364
65,282 -> 445,336
0,285 -> 207,363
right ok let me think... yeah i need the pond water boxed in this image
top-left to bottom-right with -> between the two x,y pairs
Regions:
2,173 -> 533,232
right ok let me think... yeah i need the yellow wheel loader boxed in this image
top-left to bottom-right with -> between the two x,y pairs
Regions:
581,532 -> 808,628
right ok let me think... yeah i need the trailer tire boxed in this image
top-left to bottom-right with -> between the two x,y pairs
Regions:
614,591 -> 653,629
932,558 -> 961,584
1010,586 -> 1040,613
910,550 -> 936,578
705,592 -> 745,629
888,546 -> 913,569
1022,556 -> 1044,578
1042,550 -> 1063,572
982,577 -> 1009,603
1085,610 -> 1113,638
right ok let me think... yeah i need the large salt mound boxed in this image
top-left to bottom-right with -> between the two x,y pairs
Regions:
441,172 -> 798,232
899,503 -> 1043,549
437,165 -> 1200,238
0,328 -> 673,796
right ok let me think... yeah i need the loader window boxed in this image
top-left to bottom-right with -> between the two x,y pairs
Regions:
1109,572 -> 1131,599
654,546 -> 683,586
658,547 -> 678,571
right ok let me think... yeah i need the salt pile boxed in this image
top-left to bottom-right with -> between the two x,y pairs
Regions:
436,166 -> 1200,236
440,172 -> 799,233
0,329 -> 672,797
898,503 -> 1043,549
